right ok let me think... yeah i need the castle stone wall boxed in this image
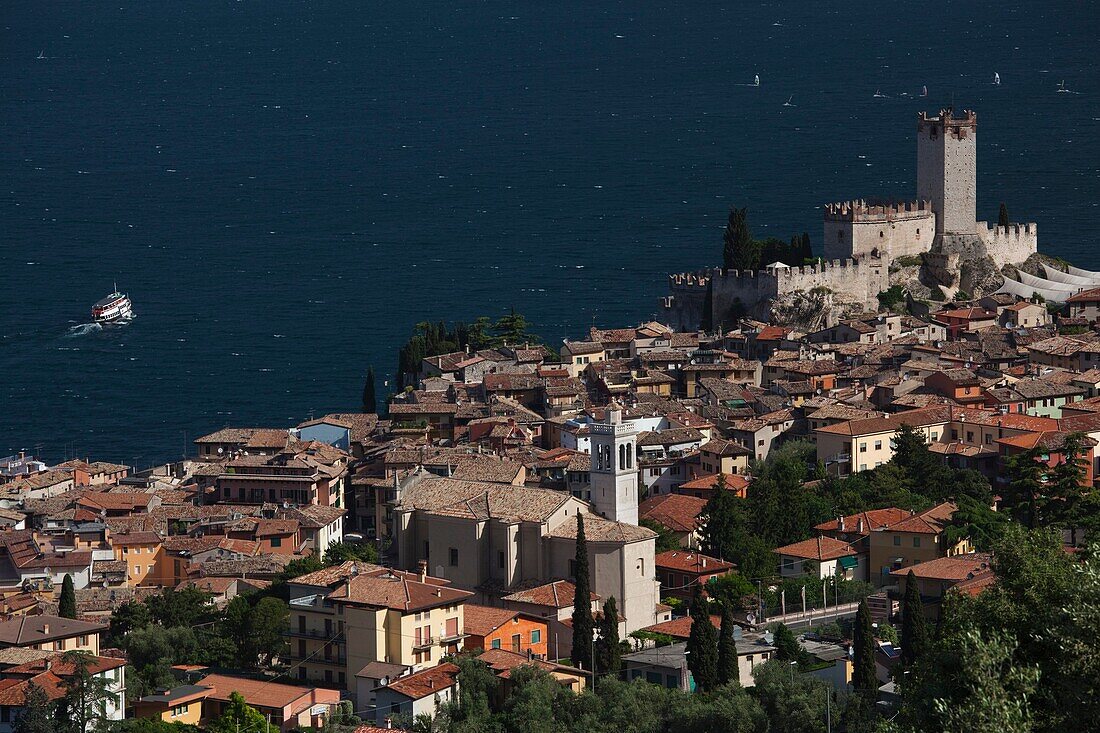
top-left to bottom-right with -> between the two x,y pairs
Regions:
661,259 -> 888,331
917,109 -> 977,236
978,222 -> 1038,267
823,200 -> 935,261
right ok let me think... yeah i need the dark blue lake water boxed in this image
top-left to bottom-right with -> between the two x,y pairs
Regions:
2,1 -> 1098,467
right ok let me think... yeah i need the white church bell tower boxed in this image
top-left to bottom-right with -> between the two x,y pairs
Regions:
589,400 -> 639,525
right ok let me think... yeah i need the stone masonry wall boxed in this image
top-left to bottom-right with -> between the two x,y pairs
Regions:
977,222 -> 1038,268
917,110 -> 977,236
823,200 -> 936,261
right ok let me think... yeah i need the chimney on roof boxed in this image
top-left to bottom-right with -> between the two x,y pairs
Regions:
418,560 -> 428,584
838,515 -> 845,531
858,517 -> 865,533
344,578 -> 351,598
384,718 -> 393,730
42,623 -> 49,634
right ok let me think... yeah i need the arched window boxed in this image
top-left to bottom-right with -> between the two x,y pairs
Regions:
627,447 -> 633,469
619,444 -> 626,470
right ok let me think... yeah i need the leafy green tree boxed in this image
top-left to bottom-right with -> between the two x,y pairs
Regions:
943,494 -> 1008,551
1047,432 -> 1091,542
751,659 -> 831,733
325,540 -> 379,565
771,622 -> 808,667
124,625 -> 199,698
639,519 -> 680,553
685,588 -> 718,692
900,570 -> 929,668
247,597 -> 290,669
595,596 -> 622,677
699,473 -> 741,561
442,656 -> 498,729
113,721 -> 203,733
107,599 -> 152,647
12,681 -> 54,733
998,202 -> 1010,228
852,600 -> 878,693
571,514 -> 595,672
722,206 -> 759,273
58,574 -> 77,619
706,573 -> 756,612
145,587 -> 214,628
717,603 -> 737,685
208,691 -> 276,733
362,366 -> 377,413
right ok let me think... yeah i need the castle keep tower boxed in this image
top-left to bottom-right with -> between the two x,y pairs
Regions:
917,109 -> 977,236
589,400 -> 638,525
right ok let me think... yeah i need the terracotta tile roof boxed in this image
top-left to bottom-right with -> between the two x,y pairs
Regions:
3,471 -> 72,493
677,473 -> 750,492
814,508 -> 912,536
329,571 -> 473,612
547,513 -> 656,544
500,579 -> 597,608
1066,287 -> 1100,303
4,653 -> 124,677
563,341 -> 605,355
881,502 -> 956,535
463,605 -> 524,637
756,326 -> 790,341
195,673 -> 340,711
289,561 -> 386,588
774,536 -> 859,561
0,671 -> 67,705
398,476 -> 572,523
639,494 -> 707,533
382,663 -> 460,700
654,550 -> 734,574
891,552 -> 992,581
639,614 -> 721,640
109,531 -> 162,546
699,438 -> 752,457
0,615 -> 106,645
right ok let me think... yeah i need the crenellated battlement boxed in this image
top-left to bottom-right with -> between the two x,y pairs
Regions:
918,108 -> 977,139
824,199 -> 934,222
977,221 -> 1038,267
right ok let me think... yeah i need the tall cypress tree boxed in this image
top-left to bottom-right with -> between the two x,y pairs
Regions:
800,232 -> 812,262
998,202 -> 1010,228
362,366 -> 377,414
852,599 -> 878,693
900,571 -> 929,667
570,514 -> 594,671
722,207 -> 759,273
686,587 -> 719,692
717,602 -> 737,685
595,596 -> 621,677
58,574 -> 76,619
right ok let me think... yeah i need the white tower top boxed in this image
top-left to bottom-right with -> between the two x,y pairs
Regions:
589,404 -> 639,525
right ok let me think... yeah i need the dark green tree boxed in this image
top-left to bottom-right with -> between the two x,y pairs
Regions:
639,518 -> 681,553
12,681 -> 53,733
943,493 -> 1008,550
717,602 -> 737,685
55,651 -> 112,733
595,596 -> 622,677
1048,432 -> 1091,543
443,656 -> 498,729
686,588 -> 719,692
1002,445 -> 1045,529
324,540 -> 379,565
145,586 -> 214,628
998,202 -> 1010,228
722,206 -> 759,273
571,514 -> 595,671
900,570 -> 929,668
107,599 -> 152,647
362,366 -> 377,413
208,691 -> 276,733
58,574 -> 77,619
494,308 -> 535,346
247,597 -> 290,669
852,600 -> 878,693
699,473 -> 739,560
771,622 -> 803,665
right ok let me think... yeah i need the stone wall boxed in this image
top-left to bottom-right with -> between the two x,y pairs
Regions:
977,222 -> 1038,268
662,259 -> 888,330
917,109 -> 977,236
823,200 -> 936,261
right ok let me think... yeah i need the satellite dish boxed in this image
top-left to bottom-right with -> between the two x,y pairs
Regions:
217,447 -> 224,455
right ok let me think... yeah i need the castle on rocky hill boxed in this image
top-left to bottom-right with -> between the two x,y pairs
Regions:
662,109 -> 1038,330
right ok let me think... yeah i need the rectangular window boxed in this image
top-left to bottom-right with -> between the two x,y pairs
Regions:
531,629 -> 541,644
859,443 -> 867,453
874,441 -> 882,450
913,537 -> 921,548
271,537 -> 282,548
491,638 -> 501,649
893,536 -> 901,546
449,548 -> 459,566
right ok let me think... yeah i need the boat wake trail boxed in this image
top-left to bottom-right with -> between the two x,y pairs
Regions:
64,322 -> 104,338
